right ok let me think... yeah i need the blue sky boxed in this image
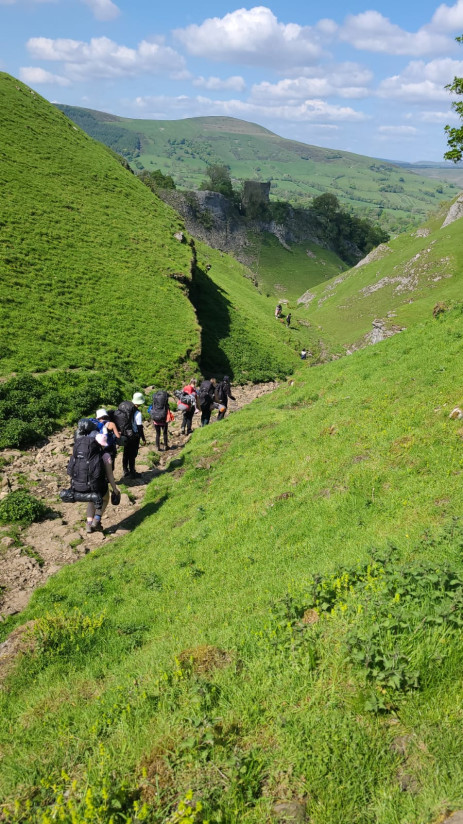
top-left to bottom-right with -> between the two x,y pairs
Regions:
1,0 -> 463,161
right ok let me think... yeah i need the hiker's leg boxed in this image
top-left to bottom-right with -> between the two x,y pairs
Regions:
104,456 -> 118,493
186,409 -> 194,433
163,424 -> 168,449
217,409 -> 225,421
86,501 -> 95,532
92,489 -> 109,531
130,436 -> 140,471
122,444 -> 129,474
155,425 -> 161,451
181,411 -> 188,434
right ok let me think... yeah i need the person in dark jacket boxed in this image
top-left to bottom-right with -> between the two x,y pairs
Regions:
180,379 -> 198,435
286,313 -> 292,327
198,378 -> 216,426
216,375 -> 236,421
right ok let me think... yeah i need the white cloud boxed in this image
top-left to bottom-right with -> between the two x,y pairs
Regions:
378,125 -> 417,134
82,0 -> 120,22
413,109 -> 459,122
431,0 -> 463,32
26,36 -> 185,81
339,10 -> 453,57
378,57 -> 463,101
174,6 -> 323,69
251,63 -> 372,102
132,93 -> 367,124
19,67 -> 70,86
193,75 -> 246,92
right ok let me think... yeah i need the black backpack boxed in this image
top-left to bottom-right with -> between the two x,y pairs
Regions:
198,380 -> 214,409
112,401 -> 137,439
150,390 -> 169,423
180,391 -> 195,407
215,382 -> 227,404
67,435 -> 106,494
75,418 -> 98,437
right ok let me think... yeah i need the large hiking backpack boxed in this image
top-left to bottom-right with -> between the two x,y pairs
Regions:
198,380 -> 214,409
111,401 -> 137,439
67,436 -> 106,495
215,381 -> 227,404
75,418 -> 98,438
150,390 -> 169,423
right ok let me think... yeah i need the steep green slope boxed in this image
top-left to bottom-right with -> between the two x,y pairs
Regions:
55,107 -> 456,234
0,73 -> 198,387
245,233 -> 347,300
303,201 -> 463,349
193,242 -> 309,380
2,307 -> 463,822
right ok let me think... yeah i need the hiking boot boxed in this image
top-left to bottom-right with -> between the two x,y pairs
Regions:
130,471 -> 143,479
85,521 -> 93,534
91,518 -> 103,532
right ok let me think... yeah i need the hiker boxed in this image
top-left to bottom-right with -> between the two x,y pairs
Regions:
275,303 -> 282,319
122,392 -> 146,478
216,375 -> 235,421
65,425 -> 120,534
198,378 -> 217,426
150,389 -> 170,451
85,433 -> 121,533
93,408 -> 120,468
177,379 -> 198,435
286,313 -> 292,327
300,349 -> 307,360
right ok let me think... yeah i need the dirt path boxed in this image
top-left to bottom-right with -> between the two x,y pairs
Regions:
0,382 -> 278,618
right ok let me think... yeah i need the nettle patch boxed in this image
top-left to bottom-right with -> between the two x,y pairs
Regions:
270,542 -> 463,712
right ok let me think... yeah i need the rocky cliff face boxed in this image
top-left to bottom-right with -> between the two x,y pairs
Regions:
157,188 -> 333,267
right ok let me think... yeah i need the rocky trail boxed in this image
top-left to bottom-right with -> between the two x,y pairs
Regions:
0,382 -> 278,619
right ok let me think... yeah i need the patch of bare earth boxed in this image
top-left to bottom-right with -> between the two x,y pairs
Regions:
0,381 -> 277,619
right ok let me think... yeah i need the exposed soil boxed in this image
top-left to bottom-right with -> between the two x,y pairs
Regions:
0,382 -> 277,619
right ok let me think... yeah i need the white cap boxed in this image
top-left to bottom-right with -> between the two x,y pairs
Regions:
96,408 -> 109,419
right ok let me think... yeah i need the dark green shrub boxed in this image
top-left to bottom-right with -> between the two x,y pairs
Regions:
0,490 -> 48,525
0,420 -> 40,449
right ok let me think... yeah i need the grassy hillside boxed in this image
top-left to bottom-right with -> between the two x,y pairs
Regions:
55,108 -> 457,235
302,200 -> 463,349
0,73 -> 305,448
2,307 -> 463,822
193,241 -> 314,379
0,74 -> 198,387
245,233 -> 347,300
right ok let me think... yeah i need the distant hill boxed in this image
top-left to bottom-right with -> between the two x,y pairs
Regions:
55,106 -> 457,235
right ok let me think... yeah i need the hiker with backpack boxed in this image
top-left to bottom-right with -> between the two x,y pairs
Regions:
93,408 -> 120,468
117,392 -> 146,479
63,422 -> 120,534
216,376 -> 235,421
198,378 -> 217,426
286,313 -> 292,327
175,379 -> 198,435
150,389 -> 171,451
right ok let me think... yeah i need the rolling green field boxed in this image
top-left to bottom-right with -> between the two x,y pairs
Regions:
2,307 -> 463,822
54,107 -> 457,235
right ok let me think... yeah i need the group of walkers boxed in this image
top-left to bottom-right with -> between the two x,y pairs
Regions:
62,376 -> 236,534
275,303 -> 291,327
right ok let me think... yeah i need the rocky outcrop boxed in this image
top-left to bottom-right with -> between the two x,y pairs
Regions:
441,193 -> 463,227
355,243 -> 392,268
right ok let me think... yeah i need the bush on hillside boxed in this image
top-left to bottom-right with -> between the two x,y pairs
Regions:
0,490 -> 48,525
0,370 -> 129,449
